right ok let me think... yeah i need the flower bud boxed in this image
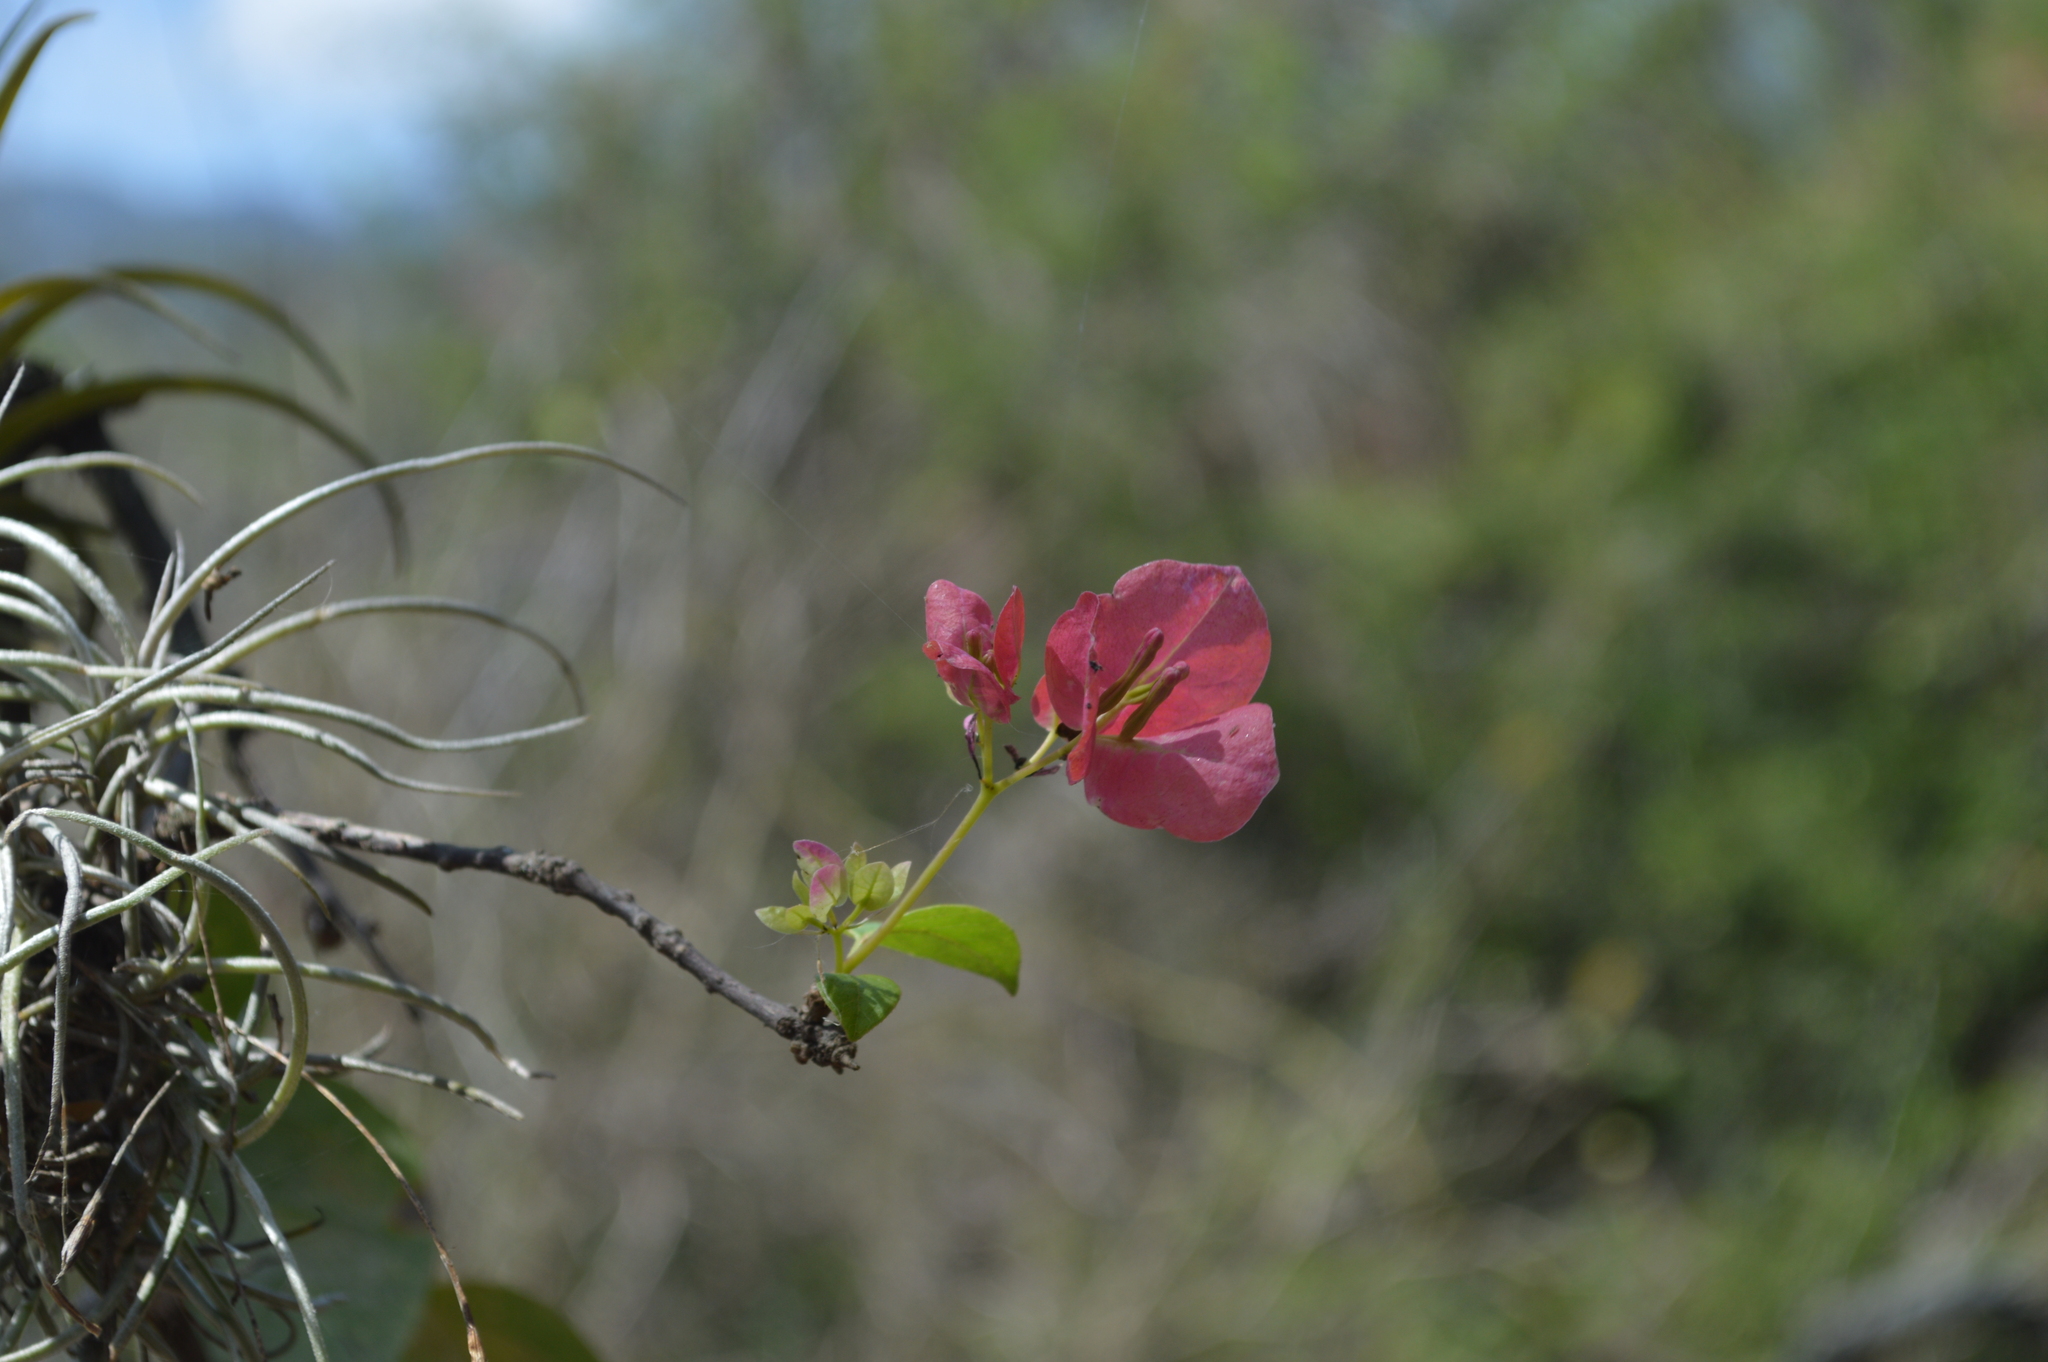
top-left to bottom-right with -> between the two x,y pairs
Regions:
793,839 -> 847,909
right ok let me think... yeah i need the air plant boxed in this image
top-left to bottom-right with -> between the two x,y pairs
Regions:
0,14 -> 694,1355
0,370 -> 696,1356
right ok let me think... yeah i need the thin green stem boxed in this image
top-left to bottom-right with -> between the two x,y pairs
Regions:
992,724 -> 1074,794
840,712 -> 1079,972
841,781 -> 996,973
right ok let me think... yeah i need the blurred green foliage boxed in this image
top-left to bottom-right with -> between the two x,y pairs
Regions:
236,1086 -> 436,1362
402,1283 -> 605,1362
326,0 -> 2048,1356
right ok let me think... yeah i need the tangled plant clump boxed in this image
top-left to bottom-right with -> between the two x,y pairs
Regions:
0,396 -> 688,1357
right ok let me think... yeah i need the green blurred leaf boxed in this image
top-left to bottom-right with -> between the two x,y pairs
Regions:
0,268 -> 349,395
0,8 -> 38,59
850,904 -> 1019,994
0,273 -> 234,366
818,971 -> 901,1040
0,14 -> 89,154
109,266 -> 353,395
401,1282 -> 605,1362
234,1084 -> 437,1362
198,881 -> 260,1017
0,374 -> 407,567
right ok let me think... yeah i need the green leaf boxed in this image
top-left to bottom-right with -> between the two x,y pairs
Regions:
0,15 -> 90,154
0,373 -> 409,569
236,1083 -> 437,1362
401,1282 -> 605,1362
756,904 -> 808,934
848,860 -> 892,914
111,266 -> 353,395
851,904 -> 1020,995
156,879 -> 265,1024
0,273 -> 236,368
818,972 -> 901,1040
890,860 -> 912,900
200,881 -> 261,1016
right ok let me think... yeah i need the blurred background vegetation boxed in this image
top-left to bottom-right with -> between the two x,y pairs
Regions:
19,0 -> 2048,1357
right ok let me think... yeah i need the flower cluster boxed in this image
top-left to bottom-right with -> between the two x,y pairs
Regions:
923,581 -> 1024,722
935,560 -> 1279,842
761,559 -> 1277,1046
757,841 -> 911,935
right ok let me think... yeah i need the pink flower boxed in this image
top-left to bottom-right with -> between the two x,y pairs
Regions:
1030,561 -> 1277,842
793,840 -> 847,912
924,580 -> 1025,723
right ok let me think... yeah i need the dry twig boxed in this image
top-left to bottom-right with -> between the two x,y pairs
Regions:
259,806 -> 861,1071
